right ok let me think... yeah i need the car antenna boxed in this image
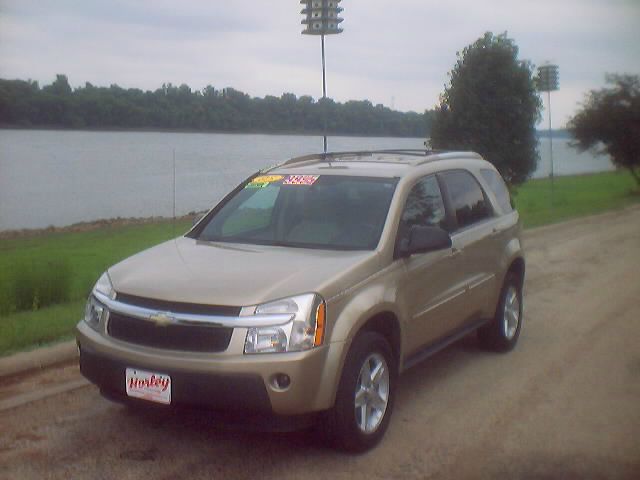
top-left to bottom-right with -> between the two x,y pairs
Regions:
322,151 -> 333,167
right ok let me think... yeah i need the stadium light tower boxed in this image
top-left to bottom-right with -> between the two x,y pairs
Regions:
536,64 -> 560,202
300,0 -> 344,153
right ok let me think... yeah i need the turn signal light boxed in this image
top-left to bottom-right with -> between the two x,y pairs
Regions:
314,301 -> 326,346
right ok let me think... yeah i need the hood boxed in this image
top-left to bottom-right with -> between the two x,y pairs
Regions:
108,237 -> 378,307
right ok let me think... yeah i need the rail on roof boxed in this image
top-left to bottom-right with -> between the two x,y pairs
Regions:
271,149 -> 482,170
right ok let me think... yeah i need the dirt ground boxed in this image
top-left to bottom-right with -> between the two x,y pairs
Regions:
1,206 -> 639,479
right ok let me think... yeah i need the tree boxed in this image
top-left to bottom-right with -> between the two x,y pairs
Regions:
43,74 -> 72,96
430,32 -> 541,185
0,75 -> 433,137
568,74 -> 640,186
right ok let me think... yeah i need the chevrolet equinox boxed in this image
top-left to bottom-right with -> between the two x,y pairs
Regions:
77,149 -> 525,452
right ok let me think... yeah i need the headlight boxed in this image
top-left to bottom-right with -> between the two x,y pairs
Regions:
94,271 -> 115,299
84,295 -> 106,331
244,293 -> 326,354
83,272 -> 113,331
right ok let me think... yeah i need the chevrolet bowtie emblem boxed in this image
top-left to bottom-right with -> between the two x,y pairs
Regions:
149,312 -> 174,327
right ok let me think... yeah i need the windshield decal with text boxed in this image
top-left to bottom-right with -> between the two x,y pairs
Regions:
283,175 -> 319,186
245,175 -> 284,188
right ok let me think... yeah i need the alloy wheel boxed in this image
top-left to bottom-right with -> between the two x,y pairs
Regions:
354,352 -> 390,434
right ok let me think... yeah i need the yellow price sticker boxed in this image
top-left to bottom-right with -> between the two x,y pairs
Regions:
251,175 -> 283,184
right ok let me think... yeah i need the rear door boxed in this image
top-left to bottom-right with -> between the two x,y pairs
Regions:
438,170 -> 499,325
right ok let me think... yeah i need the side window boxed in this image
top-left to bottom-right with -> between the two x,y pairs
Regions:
441,170 -> 491,230
480,169 -> 513,214
398,176 -> 446,244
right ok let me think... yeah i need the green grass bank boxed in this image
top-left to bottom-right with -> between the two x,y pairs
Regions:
1,170 -> 638,356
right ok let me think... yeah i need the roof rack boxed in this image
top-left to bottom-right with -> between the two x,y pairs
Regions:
279,149 -> 431,167
270,149 -> 482,171
414,151 -> 483,166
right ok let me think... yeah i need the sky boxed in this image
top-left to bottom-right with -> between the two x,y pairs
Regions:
0,0 -> 638,128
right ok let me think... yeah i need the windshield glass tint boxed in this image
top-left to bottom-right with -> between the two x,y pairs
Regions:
196,174 -> 398,250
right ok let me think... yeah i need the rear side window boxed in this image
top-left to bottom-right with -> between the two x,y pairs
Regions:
440,170 -> 491,230
480,169 -> 513,214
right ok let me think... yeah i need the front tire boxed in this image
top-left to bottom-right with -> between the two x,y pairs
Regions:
322,332 -> 397,452
478,272 -> 523,352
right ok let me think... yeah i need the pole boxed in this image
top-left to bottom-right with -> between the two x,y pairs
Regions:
321,34 -> 327,154
172,148 -> 176,238
548,90 -> 554,205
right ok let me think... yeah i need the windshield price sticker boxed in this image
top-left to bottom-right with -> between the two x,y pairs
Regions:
283,175 -> 319,186
245,175 -> 283,189
125,368 -> 171,405
252,175 -> 283,184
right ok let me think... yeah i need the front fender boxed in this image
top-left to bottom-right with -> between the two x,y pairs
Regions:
317,279 -> 405,407
328,282 -> 403,345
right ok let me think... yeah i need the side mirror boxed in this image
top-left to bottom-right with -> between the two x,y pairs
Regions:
401,226 -> 452,257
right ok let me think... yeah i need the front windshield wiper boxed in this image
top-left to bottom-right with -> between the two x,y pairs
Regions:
196,236 -> 370,251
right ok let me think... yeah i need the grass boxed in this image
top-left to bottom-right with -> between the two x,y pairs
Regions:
0,219 -> 191,355
0,219 -> 192,303
0,300 -> 85,354
0,171 -> 638,356
2,259 -> 72,314
513,171 -> 639,228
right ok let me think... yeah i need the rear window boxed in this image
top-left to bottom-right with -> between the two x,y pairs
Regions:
480,169 -> 513,214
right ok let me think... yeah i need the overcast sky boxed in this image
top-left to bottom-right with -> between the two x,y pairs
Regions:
1,0 -> 638,128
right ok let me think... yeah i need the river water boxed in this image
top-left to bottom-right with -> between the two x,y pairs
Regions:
0,129 -> 615,231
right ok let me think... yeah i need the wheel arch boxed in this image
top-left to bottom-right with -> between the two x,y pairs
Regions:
356,311 -> 402,370
323,305 -> 403,409
507,256 -> 525,288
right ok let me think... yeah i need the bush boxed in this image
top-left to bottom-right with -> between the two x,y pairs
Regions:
1,260 -> 72,314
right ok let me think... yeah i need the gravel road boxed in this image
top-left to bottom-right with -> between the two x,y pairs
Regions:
1,206 -> 639,480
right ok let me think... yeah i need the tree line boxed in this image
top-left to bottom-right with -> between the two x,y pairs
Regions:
0,75 -> 432,137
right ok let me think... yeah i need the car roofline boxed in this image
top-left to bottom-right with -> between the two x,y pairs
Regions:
264,149 -> 484,172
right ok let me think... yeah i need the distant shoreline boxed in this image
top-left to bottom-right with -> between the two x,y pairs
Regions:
0,125 -> 570,139
536,128 -> 571,139
0,125 -> 426,139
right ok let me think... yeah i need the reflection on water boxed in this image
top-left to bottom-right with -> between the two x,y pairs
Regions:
0,130 -> 614,231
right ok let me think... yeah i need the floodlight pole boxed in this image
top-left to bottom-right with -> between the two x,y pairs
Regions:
547,89 -> 554,201
536,64 -> 559,206
300,0 -> 343,155
321,33 -> 327,153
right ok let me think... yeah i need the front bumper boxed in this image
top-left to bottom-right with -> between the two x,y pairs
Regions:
76,321 -> 343,415
80,345 -> 272,411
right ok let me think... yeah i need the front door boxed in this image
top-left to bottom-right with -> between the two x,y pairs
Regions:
395,175 -> 469,357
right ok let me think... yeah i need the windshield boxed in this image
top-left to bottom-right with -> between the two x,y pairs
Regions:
193,174 -> 398,250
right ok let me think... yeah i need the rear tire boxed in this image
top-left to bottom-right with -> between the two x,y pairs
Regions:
478,272 -> 523,352
321,332 -> 396,453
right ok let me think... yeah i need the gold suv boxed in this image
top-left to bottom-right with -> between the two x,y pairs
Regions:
77,150 -> 525,452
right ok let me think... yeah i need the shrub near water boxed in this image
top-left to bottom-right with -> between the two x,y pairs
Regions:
4,260 -> 72,313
